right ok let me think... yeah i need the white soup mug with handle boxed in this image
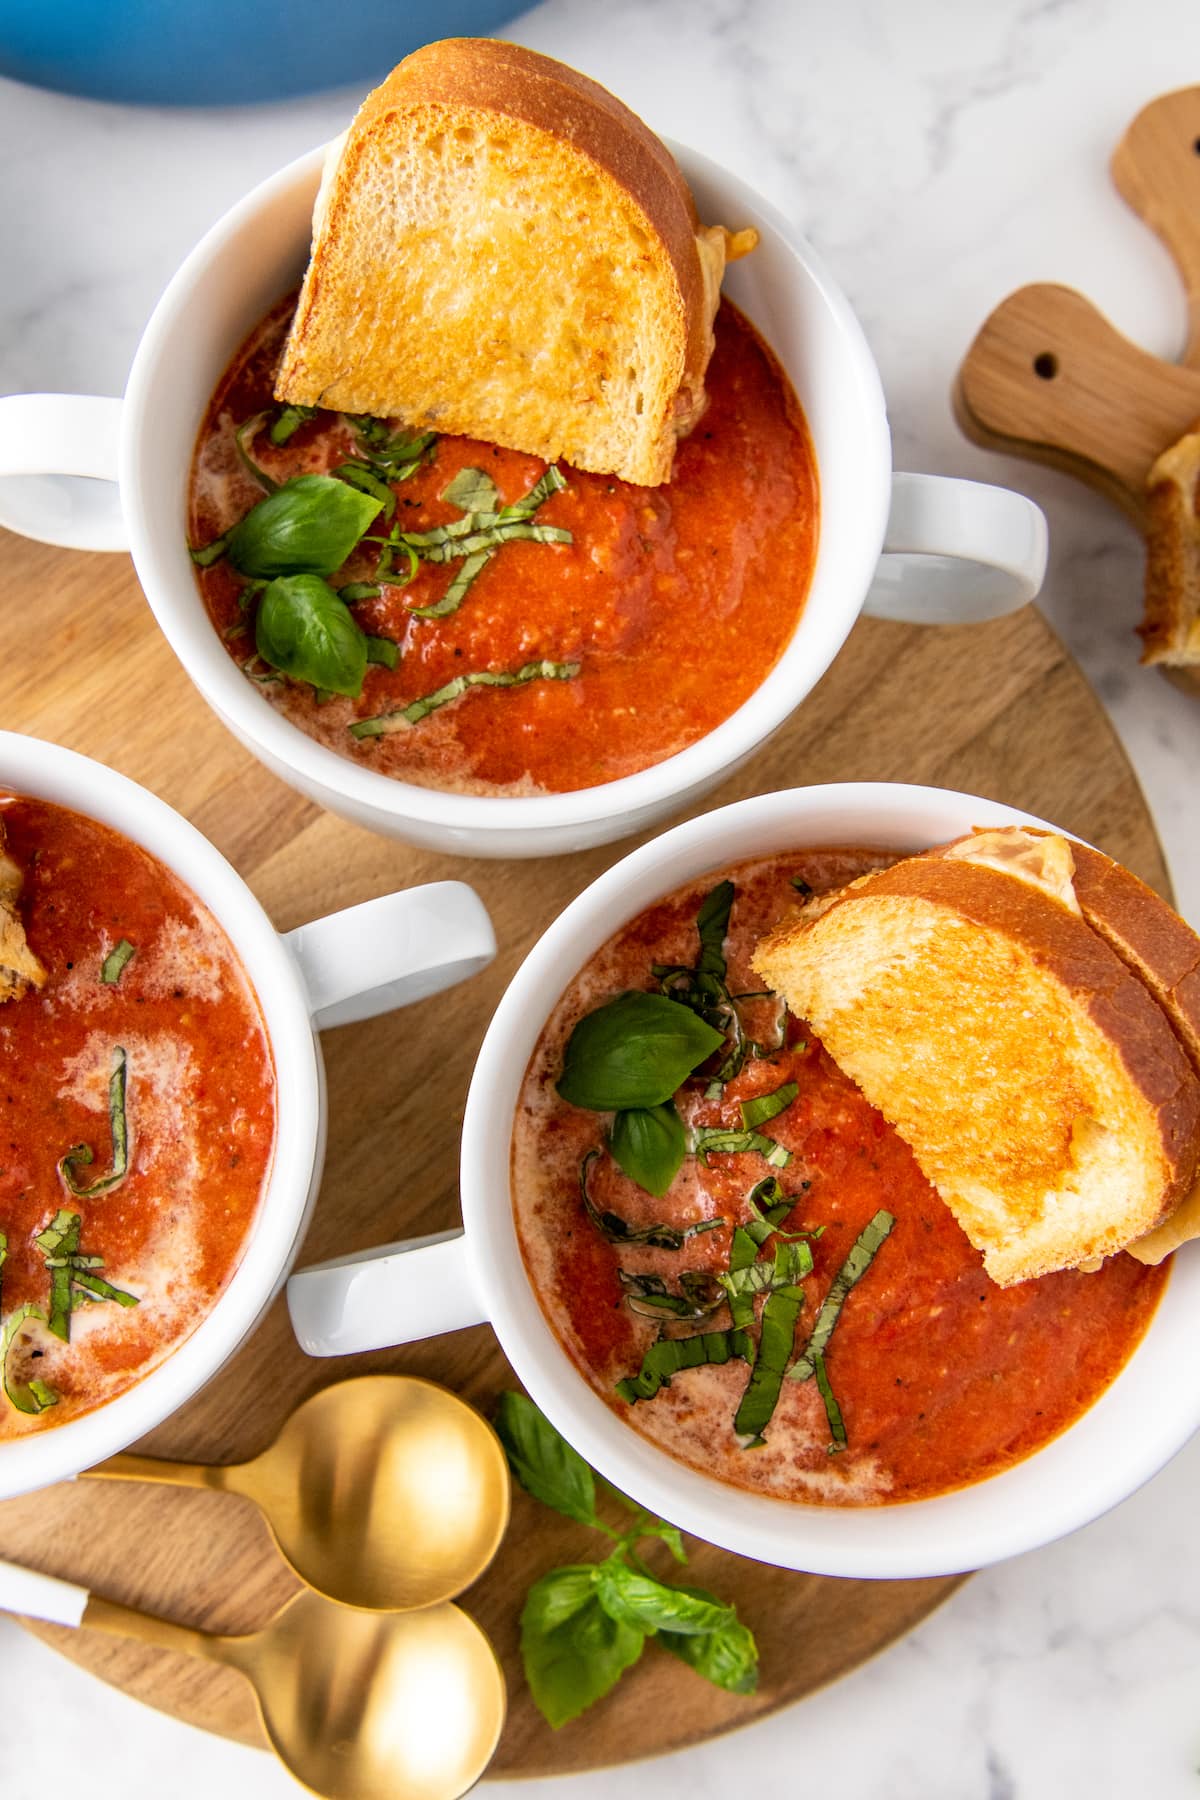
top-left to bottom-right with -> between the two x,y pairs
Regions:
0,145 -> 1045,857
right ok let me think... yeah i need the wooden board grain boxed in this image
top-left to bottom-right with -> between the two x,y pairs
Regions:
0,525 -> 1171,1776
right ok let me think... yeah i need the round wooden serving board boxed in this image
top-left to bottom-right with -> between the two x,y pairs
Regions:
0,526 -> 1171,1777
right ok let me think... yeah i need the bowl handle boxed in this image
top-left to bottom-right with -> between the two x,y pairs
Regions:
864,472 -> 1048,624
0,394 -> 127,551
283,881 -> 496,1029
287,1228 -> 488,1356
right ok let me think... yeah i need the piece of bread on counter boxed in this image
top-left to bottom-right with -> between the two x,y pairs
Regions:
274,38 -> 755,488
1140,424 -> 1200,668
752,827 -> 1200,1287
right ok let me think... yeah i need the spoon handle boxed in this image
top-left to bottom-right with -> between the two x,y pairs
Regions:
0,1554 -> 226,1668
0,1556 -> 88,1626
80,1594 -> 221,1662
79,1450 -> 231,1491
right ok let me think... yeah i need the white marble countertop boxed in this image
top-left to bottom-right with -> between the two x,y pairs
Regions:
2,2 -> 1200,1795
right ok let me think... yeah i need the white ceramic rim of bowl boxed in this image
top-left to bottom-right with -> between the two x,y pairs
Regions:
120,140 -> 891,843
0,731 -> 321,1498
460,781 -> 1195,1578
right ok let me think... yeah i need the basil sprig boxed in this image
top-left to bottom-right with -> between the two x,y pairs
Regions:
495,1392 -> 758,1726
255,574 -> 368,697
226,474 -> 382,579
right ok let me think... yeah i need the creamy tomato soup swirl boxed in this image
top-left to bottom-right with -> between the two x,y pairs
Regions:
0,795 -> 275,1437
512,851 -> 1168,1506
188,296 -> 818,798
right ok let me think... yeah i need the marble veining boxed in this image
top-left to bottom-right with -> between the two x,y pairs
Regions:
2,1 -> 1200,1794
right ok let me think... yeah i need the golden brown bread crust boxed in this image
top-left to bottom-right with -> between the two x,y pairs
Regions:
349,41 -> 712,420
799,853 -> 1200,1202
1062,838 -> 1200,1078
0,818 -> 45,1001
930,828 -> 1200,1081
276,39 -> 726,478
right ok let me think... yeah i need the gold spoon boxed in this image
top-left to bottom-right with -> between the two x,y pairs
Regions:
0,1559 -> 505,1800
79,1376 -> 509,1611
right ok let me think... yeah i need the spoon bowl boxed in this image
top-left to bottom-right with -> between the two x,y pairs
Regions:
83,1376 -> 510,1611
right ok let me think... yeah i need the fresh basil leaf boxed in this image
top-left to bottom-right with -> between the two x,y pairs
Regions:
595,1562 -> 735,1638
733,1286 -> 803,1446
338,582 -> 382,602
812,1349 -> 847,1453
36,1208 -> 81,1340
695,880 -> 733,980
58,1045 -> 129,1198
788,1209 -> 895,1384
558,992 -> 725,1113
189,534 -> 228,568
441,466 -> 500,514
269,403 -> 318,445
618,1268 -> 723,1326
616,1327 -> 754,1405
408,548 -> 492,620
494,1391 -> 599,1529
234,412 -> 279,493
332,460 -> 397,520
660,1590 -> 759,1694
499,463 -> 567,518
70,1270 -> 139,1308
100,938 -> 135,985
521,1564 -> 599,1633
345,418 -> 436,476
1,1302 -> 58,1415
580,1150 -> 725,1251
692,1125 -> 791,1169
739,1081 -> 798,1132
609,1102 -> 686,1197
350,659 -> 579,737
255,574 -> 367,697
717,1238 -> 812,1308
413,519 -> 571,562
365,635 -> 398,670
227,474 -> 382,578
521,1569 -> 645,1728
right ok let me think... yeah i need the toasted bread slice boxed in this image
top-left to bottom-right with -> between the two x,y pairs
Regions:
275,39 -> 751,487
0,818 -> 45,1001
1140,424 -> 1200,667
752,834 -> 1200,1286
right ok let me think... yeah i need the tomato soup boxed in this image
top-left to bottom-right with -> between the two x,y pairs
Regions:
511,852 -> 1168,1506
0,794 -> 275,1438
188,296 -> 818,796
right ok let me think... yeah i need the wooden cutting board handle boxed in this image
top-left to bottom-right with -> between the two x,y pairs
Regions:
1112,86 -> 1200,367
953,283 -> 1200,524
